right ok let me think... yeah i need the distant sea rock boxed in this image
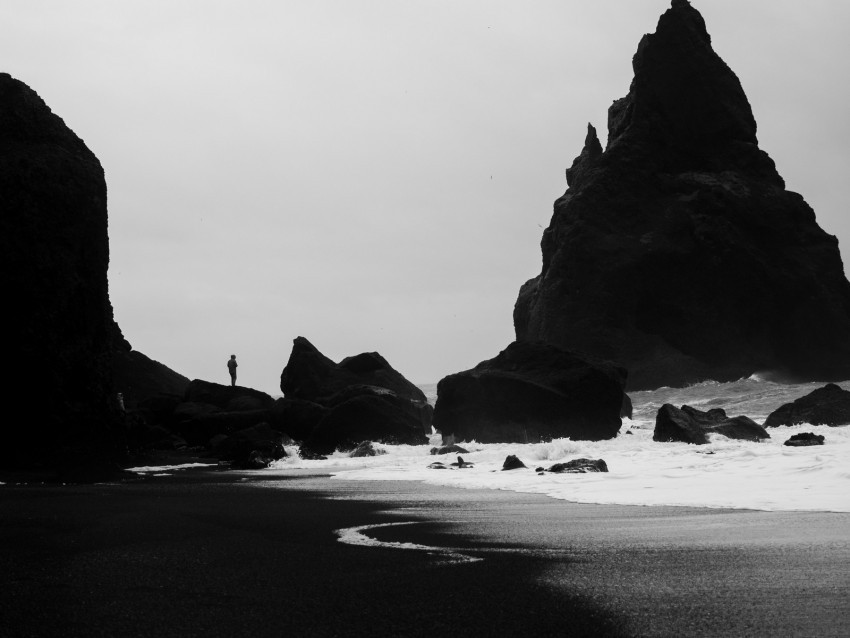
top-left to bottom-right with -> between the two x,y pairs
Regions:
278,337 -> 430,454
432,341 -> 627,443
653,404 -> 770,444
764,383 -> 850,427
546,458 -> 608,474
783,433 -> 825,447
513,0 -> 850,390
0,73 -> 124,469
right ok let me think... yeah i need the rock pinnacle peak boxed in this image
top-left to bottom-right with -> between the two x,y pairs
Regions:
515,3 -> 850,390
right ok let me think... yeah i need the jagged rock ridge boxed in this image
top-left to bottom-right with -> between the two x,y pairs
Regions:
514,0 -> 850,390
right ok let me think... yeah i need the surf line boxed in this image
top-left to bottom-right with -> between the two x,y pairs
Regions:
334,521 -> 483,564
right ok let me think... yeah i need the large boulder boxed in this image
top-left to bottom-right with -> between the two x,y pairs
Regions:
0,73 -> 124,469
653,404 -> 770,444
513,1 -> 850,390
432,341 -> 627,443
764,384 -> 850,427
279,337 -> 432,452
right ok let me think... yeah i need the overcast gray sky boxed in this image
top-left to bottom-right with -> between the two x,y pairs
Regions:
4,1 -> 849,395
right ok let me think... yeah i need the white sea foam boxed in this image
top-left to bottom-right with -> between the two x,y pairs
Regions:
128,462 -> 217,474
335,521 -> 481,563
266,379 -> 850,513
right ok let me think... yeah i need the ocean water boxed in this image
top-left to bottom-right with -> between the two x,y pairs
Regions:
266,377 -> 850,513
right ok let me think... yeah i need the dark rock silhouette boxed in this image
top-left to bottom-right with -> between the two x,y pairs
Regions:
184,379 -> 274,411
764,383 -> 850,427
514,0 -> 850,390
433,341 -> 626,443
547,459 -> 608,473
268,398 -> 330,442
279,338 -> 431,454
0,73 -> 124,469
112,339 -> 190,410
209,423 -> 287,469
783,433 -> 825,447
502,455 -> 527,471
653,404 -> 769,444
281,337 -> 427,405
166,381 -> 276,446
302,392 -> 428,455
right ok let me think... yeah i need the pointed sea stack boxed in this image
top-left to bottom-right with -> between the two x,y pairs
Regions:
514,1 -> 850,390
0,74 -> 124,469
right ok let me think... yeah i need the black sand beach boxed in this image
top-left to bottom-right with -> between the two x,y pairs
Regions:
1,469 -> 848,637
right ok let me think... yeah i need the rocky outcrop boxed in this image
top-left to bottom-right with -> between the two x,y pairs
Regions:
764,383 -> 850,427
1,73 -> 124,469
514,1 -> 850,390
184,379 -> 274,411
432,341 -> 627,443
279,337 -> 431,454
653,404 -> 770,444
112,340 -> 190,410
281,337 -> 427,404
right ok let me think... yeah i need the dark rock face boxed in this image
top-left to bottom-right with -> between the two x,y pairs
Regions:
184,379 -> 274,411
764,384 -> 850,427
209,423 -> 287,469
514,1 -> 850,390
784,432 -> 825,447
268,398 -> 330,442
162,381 -> 276,446
0,73 -> 123,468
279,337 -> 431,454
112,344 -> 190,410
302,393 -> 428,455
547,458 -> 608,473
433,341 -> 626,443
653,404 -> 770,444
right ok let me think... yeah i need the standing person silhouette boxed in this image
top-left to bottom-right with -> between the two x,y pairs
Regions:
227,354 -> 238,386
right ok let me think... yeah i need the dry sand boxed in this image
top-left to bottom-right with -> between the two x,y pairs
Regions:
1,468 -> 847,637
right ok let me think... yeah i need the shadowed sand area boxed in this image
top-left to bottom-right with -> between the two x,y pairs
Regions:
1,469 -> 848,637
